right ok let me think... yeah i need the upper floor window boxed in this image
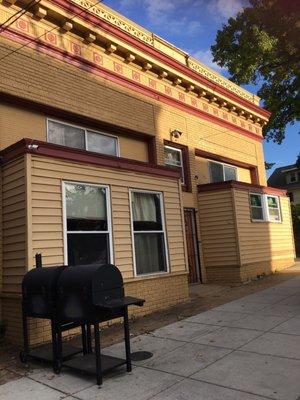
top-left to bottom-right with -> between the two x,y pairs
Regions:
47,119 -> 119,157
164,145 -> 185,183
287,171 -> 299,184
164,142 -> 191,191
209,161 -> 237,183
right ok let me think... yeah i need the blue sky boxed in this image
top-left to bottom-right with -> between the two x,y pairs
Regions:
104,0 -> 299,176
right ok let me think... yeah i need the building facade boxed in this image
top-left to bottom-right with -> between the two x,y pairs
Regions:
0,0 -> 296,344
268,164 -> 300,205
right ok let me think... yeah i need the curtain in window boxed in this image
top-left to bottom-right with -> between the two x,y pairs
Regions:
134,234 -> 165,274
132,192 -> 157,223
66,184 -> 107,231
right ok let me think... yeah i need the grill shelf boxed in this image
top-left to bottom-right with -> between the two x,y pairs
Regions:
26,342 -> 81,363
96,296 -> 145,310
63,353 -> 126,375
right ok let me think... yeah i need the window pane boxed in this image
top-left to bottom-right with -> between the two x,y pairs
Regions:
67,233 -> 109,266
251,207 -> 264,220
134,233 -> 167,274
164,147 -> 182,167
132,192 -> 162,231
209,162 -> 223,183
224,165 -> 237,181
48,120 -> 85,149
250,194 -> 262,207
269,208 -> 280,222
87,131 -> 118,156
267,196 -> 278,208
65,183 -> 107,231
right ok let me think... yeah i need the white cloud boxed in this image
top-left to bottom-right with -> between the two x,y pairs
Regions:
192,49 -> 225,73
118,0 -> 202,35
207,0 -> 246,20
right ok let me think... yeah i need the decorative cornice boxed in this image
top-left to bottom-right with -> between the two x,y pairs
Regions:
197,181 -> 287,196
0,14 -> 264,142
69,0 -> 260,106
42,0 -> 268,118
1,1 -> 269,122
0,138 -> 181,179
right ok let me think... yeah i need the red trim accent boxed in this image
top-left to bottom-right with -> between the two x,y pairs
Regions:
195,149 -> 261,185
1,28 -> 263,144
164,140 -> 192,192
195,149 -> 257,169
48,0 -> 270,119
250,167 -> 259,185
0,139 -> 180,179
197,181 -> 287,196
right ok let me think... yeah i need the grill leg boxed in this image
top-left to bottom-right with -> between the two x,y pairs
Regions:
51,318 -> 58,370
54,323 -> 62,374
20,304 -> 29,363
94,323 -> 102,387
123,307 -> 132,372
86,324 -> 93,353
81,325 -> 88,355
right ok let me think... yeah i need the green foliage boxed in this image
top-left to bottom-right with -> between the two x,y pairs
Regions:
265,161 -> 275,170
211,0 -> 300,143
296,153 -> 300,168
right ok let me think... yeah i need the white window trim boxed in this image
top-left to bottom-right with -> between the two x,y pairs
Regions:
47,118 -> 120,156
129,189 -> 170,277
164,145 -> 185,185
209,160 -> 238,183
249,193 -> 265,222
249,193 -> 282,223
265,194 -> 282,223
62,180 -> 114,265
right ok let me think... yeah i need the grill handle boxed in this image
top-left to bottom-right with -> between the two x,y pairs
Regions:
35,253 -> 42,268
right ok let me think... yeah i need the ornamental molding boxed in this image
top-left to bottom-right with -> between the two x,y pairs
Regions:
70,0 -> 260,105
0,6 -> 263,139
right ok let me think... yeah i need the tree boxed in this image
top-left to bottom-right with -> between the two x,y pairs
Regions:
265,161 -> 275,170
296,153 -> 300,168
211,0 -> 300,144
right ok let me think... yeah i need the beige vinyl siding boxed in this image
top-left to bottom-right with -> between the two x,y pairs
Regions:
29,155 -> 186,279
198,190 -> 239,268
234,189 -> 295,265
1,158 -> 27,294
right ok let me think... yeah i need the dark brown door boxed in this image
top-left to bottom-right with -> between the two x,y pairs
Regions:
184,209 -> 201,284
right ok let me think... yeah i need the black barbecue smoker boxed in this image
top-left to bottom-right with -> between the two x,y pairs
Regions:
20,256 -> 145,386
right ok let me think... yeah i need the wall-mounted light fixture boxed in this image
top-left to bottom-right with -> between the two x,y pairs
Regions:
27,144 -> 39,151
170,129 -> 183,140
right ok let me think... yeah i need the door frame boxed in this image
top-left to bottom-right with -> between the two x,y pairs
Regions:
184,208 -> 202,284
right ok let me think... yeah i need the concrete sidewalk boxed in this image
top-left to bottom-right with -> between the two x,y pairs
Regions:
2,267 -> 300,400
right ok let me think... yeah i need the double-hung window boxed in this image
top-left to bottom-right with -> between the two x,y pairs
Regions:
250,193 -> 264,221
47,120 -> 119,156
63,182 -> 112,266
209,161 -> 237,183
266,195 -> 281,222
130,190 -> 168,276
249,193 -> 281,222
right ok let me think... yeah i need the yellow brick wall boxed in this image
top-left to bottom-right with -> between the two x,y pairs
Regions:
0,103 -> 149,163
3,274 -> 188,346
